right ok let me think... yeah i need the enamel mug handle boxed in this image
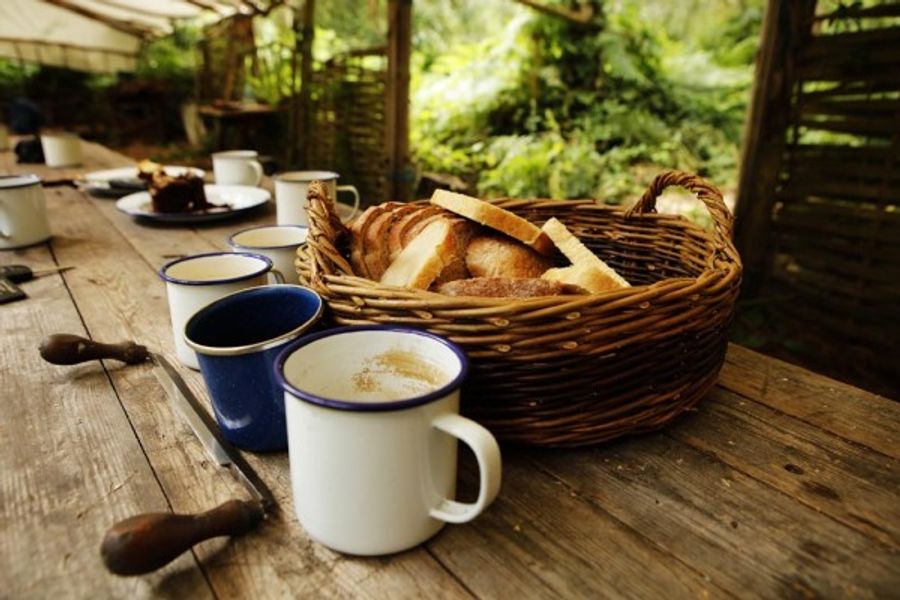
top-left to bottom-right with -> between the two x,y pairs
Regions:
249,160 -> 264,187
429,413 -> 502,524
0,198 -> 10,238
335,185 -> 360,222
270,268 -> 286,284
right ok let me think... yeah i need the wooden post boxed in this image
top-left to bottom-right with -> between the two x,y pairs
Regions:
297,0 -> 316,168
733,0 -> 816,295
385,0 -> 413,201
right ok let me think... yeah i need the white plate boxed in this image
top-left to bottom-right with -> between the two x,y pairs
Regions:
80,165 -> 207,199
116,185 -> 270,223
82,165 -> 205,183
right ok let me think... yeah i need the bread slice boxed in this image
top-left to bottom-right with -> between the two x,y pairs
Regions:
433,217 -> 477,285
541,218 -> 630,288
466,234 -> 553,279
380,220 -> 456,289
363,202 -> 402,279
436,277 -> 587,298
431,189 -> 554,256
349,205 -> 384,278
541,264 -> 626,295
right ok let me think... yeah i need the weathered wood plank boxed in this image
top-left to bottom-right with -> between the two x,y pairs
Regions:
40,178 -> 473,597
0,242 -> 213,598
428,455 -> 718,599
529,432 -> 900,598
719,345 -> 900,458
668,388 -> 900,548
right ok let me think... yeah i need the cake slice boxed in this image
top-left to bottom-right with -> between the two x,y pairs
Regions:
540,218 -> 630,288
431,189 -> 554,256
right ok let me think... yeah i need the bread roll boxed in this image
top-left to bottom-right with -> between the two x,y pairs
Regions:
431,189 -> 554,255
466,234 -> 553,279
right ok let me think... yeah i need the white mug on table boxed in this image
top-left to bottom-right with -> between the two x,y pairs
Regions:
159,252 -> 278,369
212,150 -> 264,187
276,326 -> 502,556
40,132 -> 83,167
274,171 -> 360,226
0,175 -> 51,250
228,225 -> 308,285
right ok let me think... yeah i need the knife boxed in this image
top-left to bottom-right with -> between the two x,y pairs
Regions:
39,334 -> 276,575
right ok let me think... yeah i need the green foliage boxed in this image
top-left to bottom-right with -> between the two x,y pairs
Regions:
411,0 -> 764,201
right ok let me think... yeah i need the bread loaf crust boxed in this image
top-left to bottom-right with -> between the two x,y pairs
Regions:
436,277 -> 587,298
431,189 -> 554,256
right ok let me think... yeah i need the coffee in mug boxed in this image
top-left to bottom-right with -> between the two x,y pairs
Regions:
0,175 -> 51,250
276,325 -> 502,556
274,171 -> 359,226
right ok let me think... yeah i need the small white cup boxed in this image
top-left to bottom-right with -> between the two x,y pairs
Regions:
276,326 -> 502,556
274,171 -> 360,226
0,175 -> 51,250
40,132 -> 82,167
212,150 -> 264,187
159,252 -> 275,369
228,225 -> 308,285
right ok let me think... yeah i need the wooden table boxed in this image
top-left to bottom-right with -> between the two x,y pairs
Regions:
2,142 -> 899,599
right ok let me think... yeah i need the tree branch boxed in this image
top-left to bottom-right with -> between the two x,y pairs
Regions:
512,0 -> 597,25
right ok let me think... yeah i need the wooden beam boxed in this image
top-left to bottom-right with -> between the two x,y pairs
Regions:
297,0 -> 315,167
385,0 -> 412,201
733,0 -> 816,295
44,0 -> 156,37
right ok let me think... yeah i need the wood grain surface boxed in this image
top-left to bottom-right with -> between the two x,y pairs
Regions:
2,142 -> 898,599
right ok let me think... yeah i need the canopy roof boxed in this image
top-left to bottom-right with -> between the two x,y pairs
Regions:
0,0 -> 262,73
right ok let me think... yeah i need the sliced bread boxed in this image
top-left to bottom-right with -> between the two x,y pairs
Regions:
541,263 -> 626,295
380,220 -> 456,289
436,277 -> 587,298
431,189 -> 554,256
541,218 -> 630,288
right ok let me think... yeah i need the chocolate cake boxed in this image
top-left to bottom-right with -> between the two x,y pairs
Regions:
149,172 -> 210,213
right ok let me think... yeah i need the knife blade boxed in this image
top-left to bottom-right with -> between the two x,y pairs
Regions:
38,333 -> 277,576
152,354 -> 275,510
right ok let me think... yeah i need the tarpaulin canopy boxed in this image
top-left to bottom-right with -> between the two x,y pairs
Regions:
0,0 -> 254,73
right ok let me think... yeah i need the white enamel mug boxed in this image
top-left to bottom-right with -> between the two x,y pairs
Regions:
274,171 -> 360,226
0,175 -> 51,250
159,252 -> 275,369
212,150 -> 264,187
228,225 -> 308,285
276,326 -> 502,556
40,132 -> 82,167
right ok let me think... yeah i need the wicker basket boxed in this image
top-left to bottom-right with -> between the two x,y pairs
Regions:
296,171 -> 742,447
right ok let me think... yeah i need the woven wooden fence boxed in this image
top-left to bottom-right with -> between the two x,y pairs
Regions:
735,1 -> 900,397
307,48 -> 389,206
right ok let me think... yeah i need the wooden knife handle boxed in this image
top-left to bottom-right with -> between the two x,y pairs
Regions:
39,333 -> 150,365
101,499 -> 265,576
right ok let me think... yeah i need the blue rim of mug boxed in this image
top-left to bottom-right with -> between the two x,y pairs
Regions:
228,224 -> 309,250
159,251 -> 273,286
0,174 -> 41,189
184,284 -> 324,356
275,325 -> 470,413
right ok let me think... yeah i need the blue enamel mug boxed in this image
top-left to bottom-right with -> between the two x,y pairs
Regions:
184,284 -> 324,451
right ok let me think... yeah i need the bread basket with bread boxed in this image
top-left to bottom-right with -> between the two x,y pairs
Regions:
297,171 -> 742,447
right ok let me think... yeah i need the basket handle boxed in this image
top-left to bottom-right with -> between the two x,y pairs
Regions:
306,181 -> 355,282
626,171 -> 733,245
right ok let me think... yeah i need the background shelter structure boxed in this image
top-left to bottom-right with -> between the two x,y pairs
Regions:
735,0 -> 900,397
